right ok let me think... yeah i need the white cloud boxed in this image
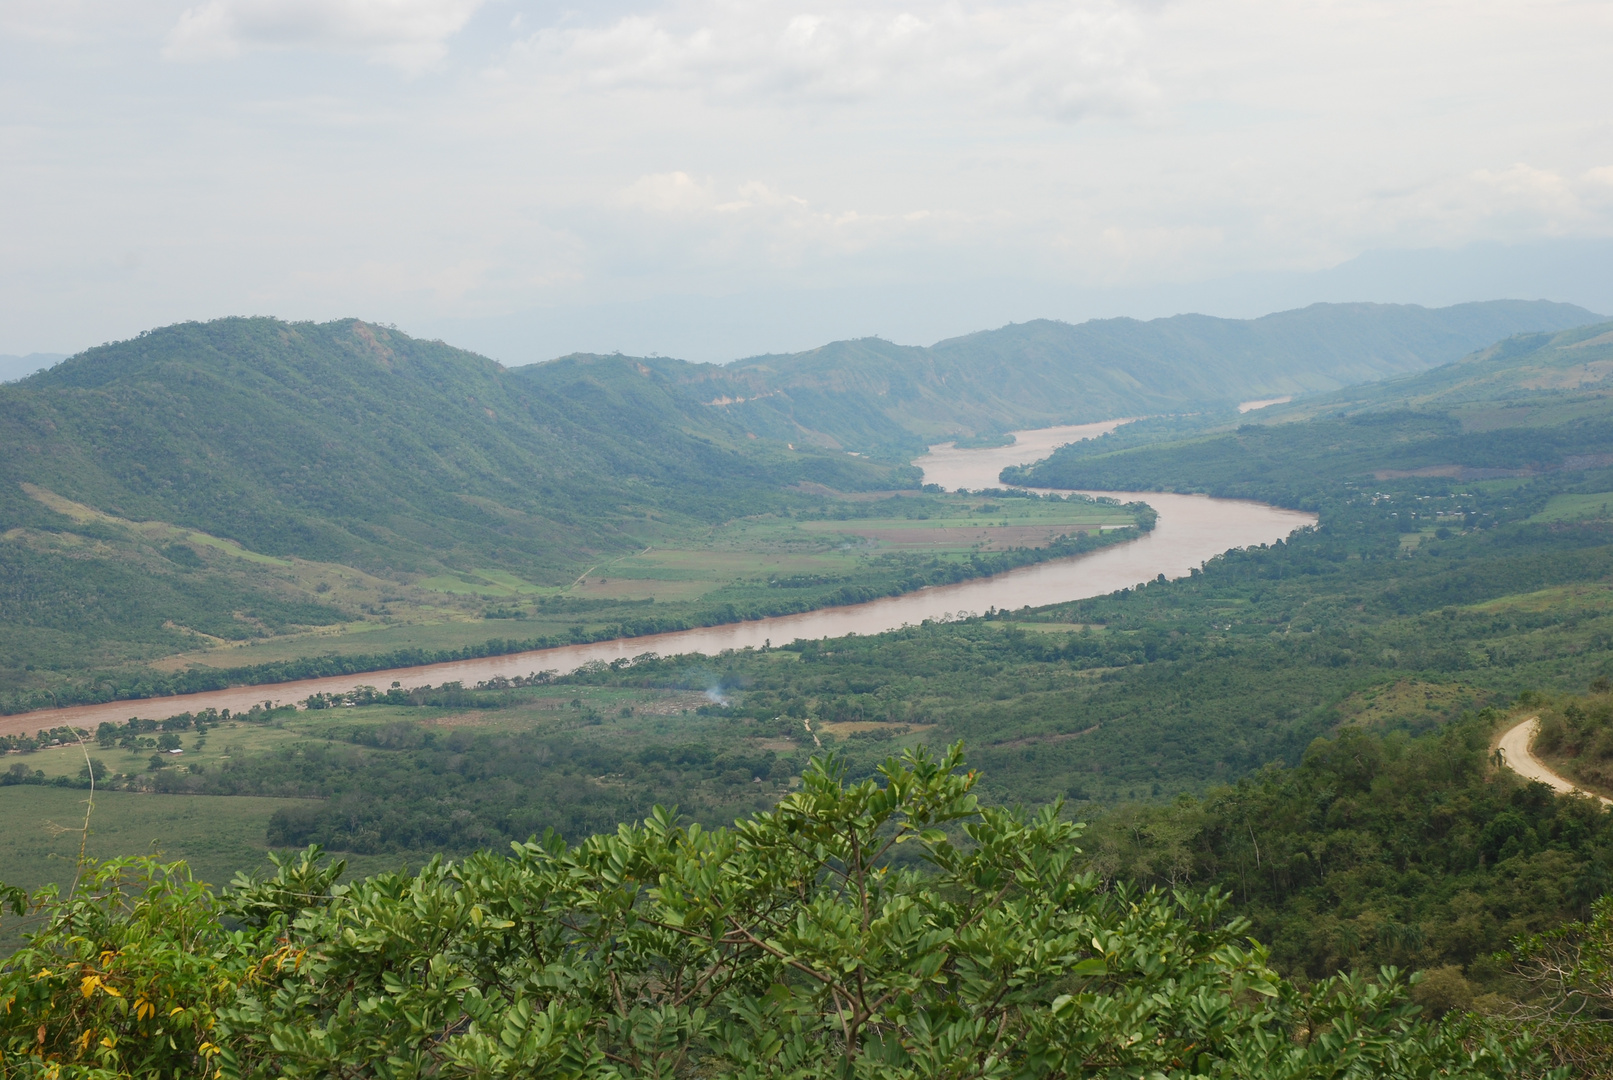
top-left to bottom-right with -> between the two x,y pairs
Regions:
510,1 -> 1159,122
609,171 -> 956,279
1464,164 -> 1599,236
7,0 -> 1613,354
165,0 -> 484,70
621,171 -> 723,216
1584,166 -> 1613,206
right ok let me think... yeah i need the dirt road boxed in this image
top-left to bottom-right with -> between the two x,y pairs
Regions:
1496,716 -> 1613,806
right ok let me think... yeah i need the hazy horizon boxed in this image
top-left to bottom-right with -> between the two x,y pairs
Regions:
5,287 -> 1605,382
3,1 -> 1610,362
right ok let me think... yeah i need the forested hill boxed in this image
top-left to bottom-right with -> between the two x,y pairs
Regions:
525,299 -> 1599,453
1,317 -> 897,581
0,318 -> 932,700
1007,318 -> 1613,503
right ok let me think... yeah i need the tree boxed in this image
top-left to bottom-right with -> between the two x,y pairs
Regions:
0,746 -> 1565,1078
0,859 -> 255,1079
1501,894 -> 1613,1077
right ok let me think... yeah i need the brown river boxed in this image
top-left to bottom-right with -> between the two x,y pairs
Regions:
1,424 -> 1315,734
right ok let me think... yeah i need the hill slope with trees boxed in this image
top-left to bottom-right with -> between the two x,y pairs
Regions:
534,300 -> 1599,453
0,318 -> 914,702
1006,320 -> 1613,504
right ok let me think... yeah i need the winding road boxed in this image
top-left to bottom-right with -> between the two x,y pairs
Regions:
1496,716 -> 1613,806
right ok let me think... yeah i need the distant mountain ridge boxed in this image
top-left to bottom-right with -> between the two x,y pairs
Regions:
1,318 -> 893,582
523,300 -> 1599,453
1007,318 -> 1613,499
0,353 -> 66,383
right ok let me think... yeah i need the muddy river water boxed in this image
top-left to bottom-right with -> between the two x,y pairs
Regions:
2,424 -> 1315,733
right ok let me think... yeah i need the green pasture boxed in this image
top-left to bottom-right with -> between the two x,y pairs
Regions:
153,614 -> 573,670
563,498 -> 1136,601
0,784 -> 413,951
0,788 -> 317,951
0,788 -> 297,895
1529,491 -> 1613,523
146,494 -> 1144,670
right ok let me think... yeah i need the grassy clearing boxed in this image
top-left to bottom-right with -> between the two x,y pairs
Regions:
1469,580 -> 1613,615
20,485 -> 294,568
148,615 -> 565,670
1336,679 -> 1485,729
1529,491 -> 1613,523
562,498 -> 1136,603
0,786 -> 398,951
124,494 -> 1142,673
1015,622 -> 1098,634
0,788 -> 298,895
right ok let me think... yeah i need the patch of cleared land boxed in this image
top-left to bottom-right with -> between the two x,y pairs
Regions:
146,494 -> 1140,670
1528,491 -> 1613,523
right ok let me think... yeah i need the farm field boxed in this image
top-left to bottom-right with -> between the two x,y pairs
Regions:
0,787 -> 347,951
116,493 -> 1142,674
559,496 -> 1136,600
1529,489 -> 1613,523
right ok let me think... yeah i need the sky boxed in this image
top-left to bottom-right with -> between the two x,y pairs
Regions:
2,0 -> 1611,364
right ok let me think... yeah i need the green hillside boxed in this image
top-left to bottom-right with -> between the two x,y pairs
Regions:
6,318 -> 895,574
0,318 -> 922,703
1007,320 -> 1613,501
534,300 -> 1599,453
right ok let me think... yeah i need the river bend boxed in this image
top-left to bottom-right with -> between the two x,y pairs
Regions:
1,424 -> 1314,734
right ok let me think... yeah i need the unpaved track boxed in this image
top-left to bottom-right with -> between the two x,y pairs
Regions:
1496,716 -> 1613,806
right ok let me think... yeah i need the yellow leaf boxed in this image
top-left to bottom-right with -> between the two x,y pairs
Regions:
80,976 -> 100,999
169,1006 -> 185,1016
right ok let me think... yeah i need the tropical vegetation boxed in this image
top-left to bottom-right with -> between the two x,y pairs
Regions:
0,747 -> 1571,1079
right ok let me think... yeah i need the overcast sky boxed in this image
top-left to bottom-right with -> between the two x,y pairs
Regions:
2,0 -> 1611,362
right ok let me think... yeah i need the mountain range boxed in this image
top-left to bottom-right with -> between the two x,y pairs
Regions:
1008,318 -> 1613,501
0,353 -> 66,384
0,299 -> 1602,699
531,299 -> 1599,453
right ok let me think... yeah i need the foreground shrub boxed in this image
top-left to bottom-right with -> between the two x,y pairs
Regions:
1,745 -> 1566,1078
